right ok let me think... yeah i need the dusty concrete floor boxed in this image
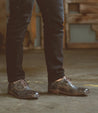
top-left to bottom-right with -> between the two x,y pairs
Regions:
0,49 -> 98,113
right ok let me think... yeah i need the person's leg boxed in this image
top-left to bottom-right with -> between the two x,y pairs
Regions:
6,0 -> 34,82
37,0 -> 65,86
37,0 -> 89,96
6,0 -> 39,99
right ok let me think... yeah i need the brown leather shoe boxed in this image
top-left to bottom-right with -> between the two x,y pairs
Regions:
8,79 -> 39,99
48,76 -> 89,96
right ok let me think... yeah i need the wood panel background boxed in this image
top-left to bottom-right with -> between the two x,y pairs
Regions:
65,0 -> 98,48
1,0 -> 98,50
0,1 -> 40,50
0,0 -> 7,50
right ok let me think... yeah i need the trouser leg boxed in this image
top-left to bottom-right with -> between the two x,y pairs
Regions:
37,0 -> 65,85
6,0 -> 34,82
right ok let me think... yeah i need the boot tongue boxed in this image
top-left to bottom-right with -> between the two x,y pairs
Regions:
13,79 -> 29,89
20,80 -> 31,89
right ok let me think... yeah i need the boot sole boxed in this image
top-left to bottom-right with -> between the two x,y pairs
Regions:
48,89 -> 89,96
8,90 -> 39,99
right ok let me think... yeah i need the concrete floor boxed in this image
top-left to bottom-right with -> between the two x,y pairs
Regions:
0,49 -> 98,113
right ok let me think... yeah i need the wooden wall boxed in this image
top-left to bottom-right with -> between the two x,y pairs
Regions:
0,1 -> 38,50
1,0 -> 98,50
65,0 -> 98,48
0,0 -> 7,50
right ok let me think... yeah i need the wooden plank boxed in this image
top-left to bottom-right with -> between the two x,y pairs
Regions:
80,4 -> 98,14
92,24 -> 98,31
66,0 -> 98,3
95,31 -> 98,40
63,0 -> 66,48
69,4 -> 79,12
64,0 -> 69,47
40,17 -> 44,48
67,43 -> 98,49
0,0 -> 7,48
32,13 -> 41,17
67,14 -> 98,24
91,25 -> 98,40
